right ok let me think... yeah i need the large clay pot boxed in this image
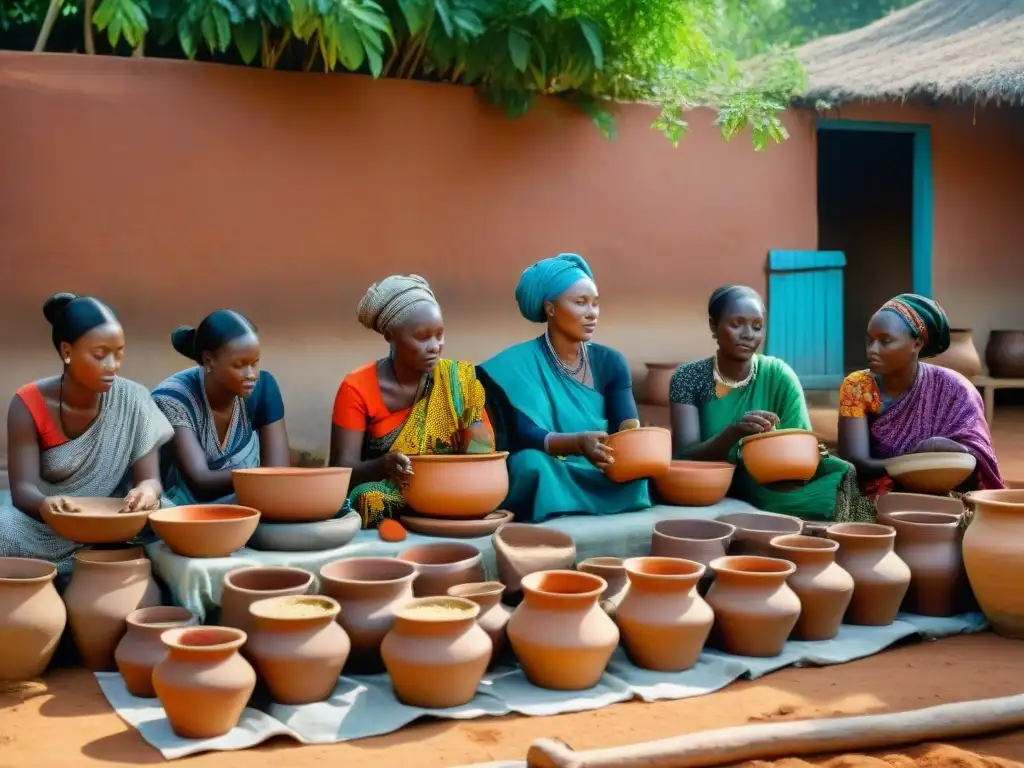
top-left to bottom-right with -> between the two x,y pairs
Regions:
653,461 -> 735,507
577,557 -> 629,617
985,330 -> 1024,379
650,518 -> 736,565
381,596 -> 491,708
219,566 -> 314,640
152,626 -> 256,739
507,570 -> 619,690
232,467 -> 353,522
769,535 -> 853,641
397,542 -> 485,597
603,427 -> 672,484
827,523 -> 911,626
0,558 -> 67,681
931,329 -> 981,379
705,556 -> 800,657
319,557 -> 418,673
115,606 -> 198,698
617,557 -> 713,672
493,523 -> 576,595
739,429 -> 820,484
63,547 -> 161,671
643,363 -> 680,406
403,452 -> 510,519
962,490 -> 1024,638
447,582 -> 512,668
888,511 -> 964,617
716,511 -> 803,557
247,595 -> 351,705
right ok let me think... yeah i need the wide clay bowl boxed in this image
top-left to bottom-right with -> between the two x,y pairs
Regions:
653,461 -> 735,506
149,505 -> 260,558
875,492 -> 965,526
403,452 -> 510,519
248,510 -> 361,552
40,496 -> 150,545
884,452 -> 977,494
604,427 -> 672,484
232,467 -> 352,523
493,523 -> 577,594
651,518 -> 737,564
716,510 -> 803,556
740,428 -> 819,484
397,542 -> 485,597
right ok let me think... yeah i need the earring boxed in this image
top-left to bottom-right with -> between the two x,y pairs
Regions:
205,365 -> 212,373
64,357 -> 71,364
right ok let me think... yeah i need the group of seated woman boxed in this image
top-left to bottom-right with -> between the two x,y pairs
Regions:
0,255 -> 1005,573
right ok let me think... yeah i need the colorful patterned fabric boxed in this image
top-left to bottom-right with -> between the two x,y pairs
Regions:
838,370 -> 884,419
879,293 -> 951,359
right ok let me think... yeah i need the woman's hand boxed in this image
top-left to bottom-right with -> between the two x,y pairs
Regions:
727,411 -> 776,441
911,437 -> 970,454
121,484 -> 161,513
40,496 -> 81,515
578,431 -> 614,470
382,452 -> 414,486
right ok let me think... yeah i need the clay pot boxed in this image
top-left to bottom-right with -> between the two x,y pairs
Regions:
888,511 -> 964,617
493,523 -> 576,595
115,606 -> 199,698
931,329 -> 981,379
319,557 -> 418,673
232,467 -> 353,522
716,511 -> 804,557
827,523 -> 911,626
603,427 -> 672,484
962,490 -> 1024,638
403,452 -> 510,519
40,497 -> 151,545
643,363 -> 680,406
447,582 -> 511,667
247,595 -> 351,705
617,557 -> 713,671
769,535 -> 853,641
149,505 -> 260,558
884,452 -> 977,495
63,547 -> 161,671
653,461 -> 735,507
507,570 -> 619,690
705,556 -> 800,657
152,627 -> 256,739
381,596 -> 491,708
219,566 -> 315,640
0,558 -> 67,681
875,492 -> 965,526
985,330 -> 1024,379
740,429 -> 820,484
650,518 -> 736,565
577,557 -> 629,616
397,542 -> 485,597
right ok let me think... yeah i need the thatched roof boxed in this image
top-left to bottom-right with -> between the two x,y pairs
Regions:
797,0 -> 1024,106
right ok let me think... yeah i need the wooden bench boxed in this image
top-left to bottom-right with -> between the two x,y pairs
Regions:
972,376 -> 1024,426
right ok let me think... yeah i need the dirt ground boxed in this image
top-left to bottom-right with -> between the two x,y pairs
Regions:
1,633 -> 1024,767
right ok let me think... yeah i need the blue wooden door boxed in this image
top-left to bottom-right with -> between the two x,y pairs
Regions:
765,250 -> 846,390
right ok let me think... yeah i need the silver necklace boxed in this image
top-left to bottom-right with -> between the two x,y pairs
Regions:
545,331 -> 587,377
713,354 -> 753,389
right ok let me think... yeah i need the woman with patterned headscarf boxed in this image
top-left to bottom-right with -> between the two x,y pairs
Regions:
477,253 -> 651,523
329,275 -> 494,528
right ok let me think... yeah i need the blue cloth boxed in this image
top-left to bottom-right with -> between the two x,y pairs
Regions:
514,253 -> 595,323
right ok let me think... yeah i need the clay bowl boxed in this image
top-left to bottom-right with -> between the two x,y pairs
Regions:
403,452 -> 510,519
740,428 -> 820,484
653,461 -> 735,506
651,518 -> 737,565
604,427 -> 672,484
39,496 -> 150,545
492,523 -> 577,594
875,492 -> 965,526
232,467 -> 352,523
884,452 -> 977,494
248,510 -> 361,552
716,511 -> 803,557
397,542 -> 485,597
149,504 -> 260,558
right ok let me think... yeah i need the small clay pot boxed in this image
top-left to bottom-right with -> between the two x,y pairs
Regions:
962,490 -> 1024,638
447,582 -> 511,668
770,534 -> 853,641
651,518 -> 736,565
931,329 -> 981,379
403,453 -> 510,519
219,566 -> 315,639
603,427 -> 672,484
0,558 -> 67,681
740,429 -> 820,484
397,542 -> 485,597
149,504 -> 260,558
643,363 -> 681,406
577,557 -> 629,616
888,511 -> 964,617
232,467 -> 352,523
716,511 -> 804,557
115,606 -> 199,698
985,330 -> 1024,379
875,492 -> 965,526
493,523 -> 576,595
653,461 -> 735,507
828,523 -> 911,626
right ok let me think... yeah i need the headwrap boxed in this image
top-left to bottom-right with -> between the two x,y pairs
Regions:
357,275 -> 439,336
879,293 -> 951,359
707,285 -> 762,324
514,253 -> 595,323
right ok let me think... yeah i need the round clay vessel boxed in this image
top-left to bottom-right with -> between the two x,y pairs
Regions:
716,511 -> 803,557
875,492 -> 965,526
219,566 -> 314,639
246,595 -> 351,705
603,427 -> 672,484
40,496 -> 151,545
232,467 -> 352,522
739,429 -> 820,484
884,452 -> 977,495
149,504 -> 260,558
507,570 -> 619,690
447,581 -> 511,667
577,557 -> 629,616
152,626 -> 256,739
63,547 -> 161,671
115,606 -> 199,698
319,557 -> 418,673
931,329 -> 981,379
962,490 -> 1024,638
492,523 -> 576,595
653,461 -> 735,507
403,452 -> 510,519
397,542 -> 485,597
617,557 -> 713,671
888,511 -> 964,617
0,558 -> 67,681
769,534 -> 853,641
381,596 -> 491,708
651,518 -> 736,565
985,330 -> 1024,379
827,523 -> 911,626
705,556 -> 800,657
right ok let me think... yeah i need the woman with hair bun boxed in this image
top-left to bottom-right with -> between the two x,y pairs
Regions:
152,309 -> 290,505
0,293 -> 174,575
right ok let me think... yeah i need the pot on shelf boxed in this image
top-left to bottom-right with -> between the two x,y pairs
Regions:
985,330 -> 1024,379
827,523 -> 910,626
962,490 -> 1024,638
0,558 -> 67,681
931,329 -> 981,379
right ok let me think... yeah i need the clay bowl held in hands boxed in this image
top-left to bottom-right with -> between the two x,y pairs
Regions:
232,467 -> 352,523
604,427 -> 672,484
653,461 -> 735,506
740,428 -> 820,484
40,496 -> 150,545
403,453 -> 510,519
149,505 -> 260,558
397,542 -> 485,597
716,510 -> 803,557
884,452 -> 977,494
651,518 -> 737,565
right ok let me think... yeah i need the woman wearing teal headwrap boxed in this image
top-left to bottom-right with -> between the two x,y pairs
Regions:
477,253 -> 651,523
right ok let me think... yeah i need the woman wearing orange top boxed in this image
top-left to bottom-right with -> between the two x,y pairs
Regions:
329,275 -> 494,528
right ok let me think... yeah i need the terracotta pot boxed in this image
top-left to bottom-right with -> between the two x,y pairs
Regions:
885,452 -> 977,495
247,595 -> 351,705
39,497 -> 151,545
875,492 -> 965,526
603,427 -> 672,483
381,596 -> 491,708
149,504 -> 260,558
219,566 -> 315,640
319,557 -> 418,673
447,582 -> 511,668
931,329 -> 982,379
115,606 -> 198,698
577,557 -> 629,617
653,461 -> 735,507
650,518 -> 736,565
0,558 -> 67,681
152,626 -> 256,739
403,452 -> 510,519
985,330 -> 1024,379
63,547 -> 161,671
827,523 -> 911,626
716,511 -> 804,557
232,467 -> 352,522
769,535 -> 853,641
888,511 -> 964,617
397,542 -> 485,597
705,556 -> 800,657
617,557 -> 713,671
493,523 -> 576,595
507,570 -> 619,690
740,429 -> 820,484
962,490 -> 1024,638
